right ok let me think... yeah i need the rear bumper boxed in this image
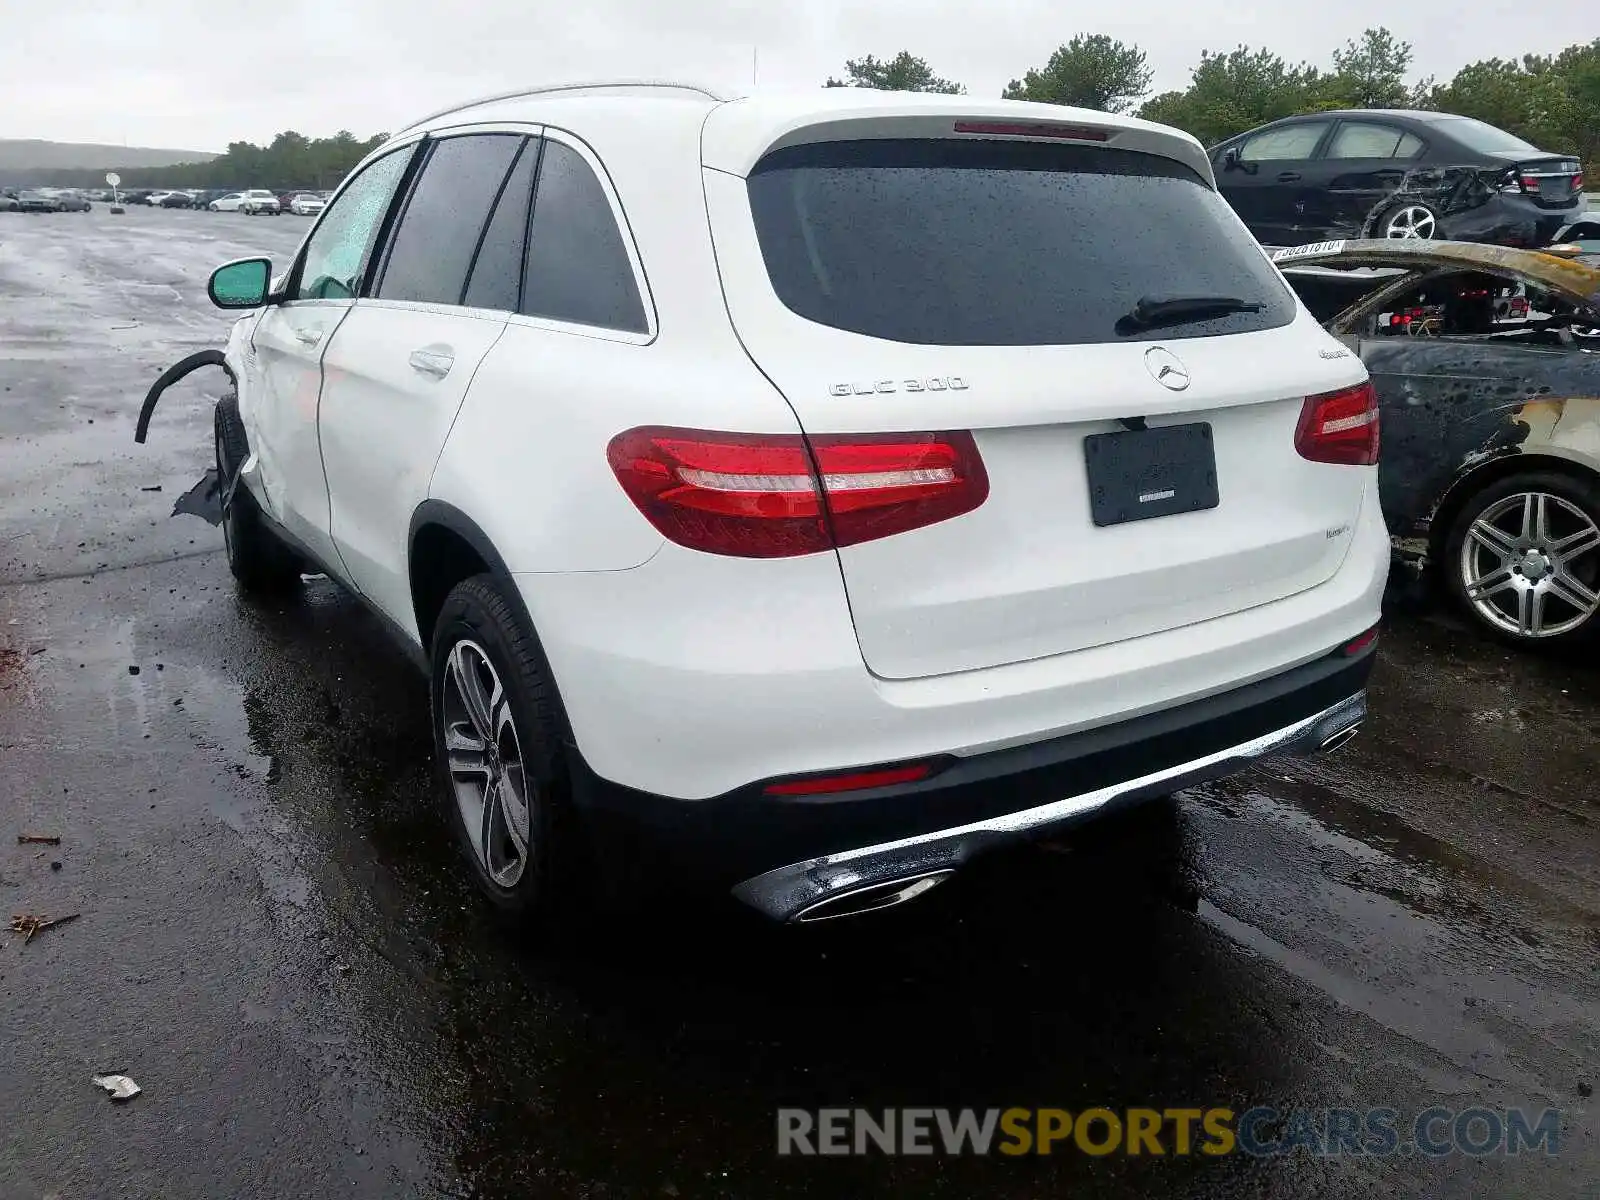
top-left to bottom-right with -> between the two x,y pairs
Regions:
1442,193 -> 1579,246
572,641 -> 1375,920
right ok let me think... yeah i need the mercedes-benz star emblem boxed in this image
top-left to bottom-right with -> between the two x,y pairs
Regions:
1144,347 -> 1191,391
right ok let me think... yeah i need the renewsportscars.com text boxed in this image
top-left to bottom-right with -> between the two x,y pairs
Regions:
776,1106 -> 1563,1158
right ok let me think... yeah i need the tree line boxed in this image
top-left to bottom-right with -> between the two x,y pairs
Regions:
28,130 -> 390,190
828,32 -> 1600,170
25,33 -> 1598,190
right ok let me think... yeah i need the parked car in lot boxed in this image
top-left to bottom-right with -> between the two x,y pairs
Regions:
55,189 -> 92,211
208,192 -> 246,212
1275,239 -> 1600,647
0,191 -> 18,212
287,192 -> 325,215
1213,111 -> 1583,248
241,189 -> 280,215
159,190 -> 195,209
16,189 -> 62,212
145,85 -> 1383,925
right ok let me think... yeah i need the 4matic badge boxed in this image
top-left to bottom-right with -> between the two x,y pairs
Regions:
829,377 -> 969,397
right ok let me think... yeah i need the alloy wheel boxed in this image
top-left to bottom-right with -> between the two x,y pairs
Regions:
440,638 -> 534,887
1382,205 -> 1436,239
1458,491 -> 1600,639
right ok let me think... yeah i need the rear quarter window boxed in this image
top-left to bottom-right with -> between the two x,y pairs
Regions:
745,139 -> 1296,346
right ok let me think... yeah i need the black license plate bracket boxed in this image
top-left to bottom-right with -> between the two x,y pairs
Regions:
1083,423 -> 1219,527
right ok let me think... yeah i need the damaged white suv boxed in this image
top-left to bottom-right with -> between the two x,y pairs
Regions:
169,83 -> 1387,923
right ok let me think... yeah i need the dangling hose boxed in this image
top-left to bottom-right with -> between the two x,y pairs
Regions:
134,350 -> 233,444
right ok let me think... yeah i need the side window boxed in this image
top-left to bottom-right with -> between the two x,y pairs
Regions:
463,139 -> 539,312
377,134 -> 525,306
1238,122 -> 1330,162
294,149 -> 412,301
1326,123 -> 1425,160
521,140 -> 648,333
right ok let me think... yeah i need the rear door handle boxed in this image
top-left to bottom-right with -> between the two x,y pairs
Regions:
294,328 -> 323,348
408,348 -> 454,378
1277,171 -> 1302,182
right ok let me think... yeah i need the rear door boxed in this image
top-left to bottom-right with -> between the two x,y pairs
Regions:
318,130 -> 534,633
706,131 -> 1372,680
247,144 -> 416,565
1314,119 -> 1426,236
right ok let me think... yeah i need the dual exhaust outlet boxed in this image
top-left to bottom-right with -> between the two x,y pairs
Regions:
786,717 -> 1364,924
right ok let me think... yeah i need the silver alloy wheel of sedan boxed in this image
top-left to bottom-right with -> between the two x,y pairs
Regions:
1459,491 -> 1600,639
1382,204 -> 1437,239
441,638 -> 534,888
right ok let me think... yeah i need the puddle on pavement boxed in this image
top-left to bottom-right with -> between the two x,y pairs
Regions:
1184,773 -> 1599,1098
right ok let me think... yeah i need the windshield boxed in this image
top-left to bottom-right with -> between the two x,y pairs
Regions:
1432,116 -> 1543,156
746,138 -> 1295,346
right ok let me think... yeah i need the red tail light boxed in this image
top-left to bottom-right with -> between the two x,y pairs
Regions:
1573,171 -> 1584,190
763,761 -> 938,796
1341,625 -> 1380,656
606,427 -> 989,558
1295,382 -> 1379,466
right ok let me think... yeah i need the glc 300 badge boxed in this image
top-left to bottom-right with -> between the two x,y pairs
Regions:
829,377 -> 969,396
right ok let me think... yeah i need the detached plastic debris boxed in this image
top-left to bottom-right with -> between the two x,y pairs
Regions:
170,468 -> 222,526
92,1074 -> 142,1102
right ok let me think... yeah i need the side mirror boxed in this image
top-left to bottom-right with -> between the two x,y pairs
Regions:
1220,147 -> 1243,172
208,257 -> 272,309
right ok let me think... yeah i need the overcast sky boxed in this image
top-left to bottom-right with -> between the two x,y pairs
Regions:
3,0 -> 1590,150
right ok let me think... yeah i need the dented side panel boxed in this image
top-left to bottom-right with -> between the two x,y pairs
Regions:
1362,336 -> 1600,536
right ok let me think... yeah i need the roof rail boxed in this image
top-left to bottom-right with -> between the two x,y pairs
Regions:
396,80 -> 730,135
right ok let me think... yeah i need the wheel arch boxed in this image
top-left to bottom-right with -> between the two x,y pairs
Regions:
408,501 -> 514,654
408,500 -> 580,745
1426,448 -> 1600,566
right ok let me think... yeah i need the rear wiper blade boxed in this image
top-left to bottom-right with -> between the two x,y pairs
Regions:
1116,294 -> 1264,334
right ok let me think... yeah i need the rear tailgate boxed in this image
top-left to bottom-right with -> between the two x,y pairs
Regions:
703,116 -> 1374,680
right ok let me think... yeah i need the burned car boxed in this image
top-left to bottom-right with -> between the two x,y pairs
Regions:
1214,111 -> 1583,248
1276,239 -> 1600,648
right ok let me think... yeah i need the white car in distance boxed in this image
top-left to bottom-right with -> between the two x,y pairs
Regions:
181,82 -> 1387,926
208,192 -> 246,212
240,189 -> 280,215
288,193 -> 326,216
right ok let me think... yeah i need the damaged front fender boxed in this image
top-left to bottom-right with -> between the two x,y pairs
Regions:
133,349 -> 233,444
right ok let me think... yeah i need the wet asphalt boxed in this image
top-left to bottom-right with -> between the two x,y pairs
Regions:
1,207 -> 1597,1199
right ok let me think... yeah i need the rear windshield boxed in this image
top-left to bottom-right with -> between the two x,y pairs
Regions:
1428,117 -> 1541,157
745,139 -> 1295,346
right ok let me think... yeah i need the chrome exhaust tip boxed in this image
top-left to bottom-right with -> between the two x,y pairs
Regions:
790,870 -> 955,924
1318,721 -> 1362,754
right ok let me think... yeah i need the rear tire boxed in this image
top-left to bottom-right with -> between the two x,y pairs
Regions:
1442,470 -> 1600,648
214,394 -> 303,593
430,576 -> 581,924
1373,198 -> 1441,240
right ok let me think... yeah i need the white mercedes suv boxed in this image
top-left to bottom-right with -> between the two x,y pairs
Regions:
181,82 -> 1387,923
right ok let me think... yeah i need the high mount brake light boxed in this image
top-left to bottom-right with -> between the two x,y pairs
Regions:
1295,382 -> 1380,467
953,121 -> 1110,141
607,428 -> 989,558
